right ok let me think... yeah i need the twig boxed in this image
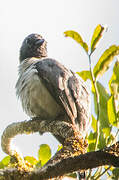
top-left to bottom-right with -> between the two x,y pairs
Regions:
94,166 -> 111,180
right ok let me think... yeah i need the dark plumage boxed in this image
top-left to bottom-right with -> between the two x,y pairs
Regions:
19,34 -> 47,62
16,34 -> 90,179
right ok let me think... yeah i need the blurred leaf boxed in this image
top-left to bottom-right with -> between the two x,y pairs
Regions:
113,60 -> 119,81
88,131 -> 96,151
109,61 -> 119,116
88,131 -> 96,145
107,134 -> 115,145
68,173 -> 77,178
77,71 -> 91,81
105,165 -> 114,171
38,144 -> 51,166
98,133 -> 106,149
112,168 -> 119,179
88,143 -> 95,152
1,156 -> 10,167
35,161 -> 41,168
92,82 -> 111,148
24,156 -> 37,165
64,30 -> 88,53
107,96 -> 119,127
109,74 -> 117,95
91,24 -> 106,53
110,81 -> 119,96
93,45 -> 119,79
102,128 -> 110,137
93,82 -> 110,129
109,60 -> 119,94
0,161 -> 4,169
91,115 -> 97,132
57,144 -> 63,152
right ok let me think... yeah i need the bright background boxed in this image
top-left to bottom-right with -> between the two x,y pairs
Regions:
0,0 -> 119,159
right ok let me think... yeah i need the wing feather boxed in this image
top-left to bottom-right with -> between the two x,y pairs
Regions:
35,58 -> 90,130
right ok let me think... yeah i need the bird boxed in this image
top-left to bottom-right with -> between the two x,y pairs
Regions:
16,33 -> 90,179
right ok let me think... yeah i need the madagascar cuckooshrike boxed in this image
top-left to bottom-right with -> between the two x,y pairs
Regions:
16,33 -> 90,144
16,33 -> 90,179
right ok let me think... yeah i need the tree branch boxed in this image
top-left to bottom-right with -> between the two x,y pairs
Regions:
1,118 -> 74,157
0,145 -> 119,180
1,118 -> 119,180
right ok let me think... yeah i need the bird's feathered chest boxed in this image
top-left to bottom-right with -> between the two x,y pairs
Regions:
16,58 -> 90,132
16,58 -> 62,118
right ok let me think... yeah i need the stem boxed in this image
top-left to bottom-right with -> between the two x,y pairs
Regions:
111,129 -> 119,145
87,169 -> 92,179
94,166 -> 111,180
115,129 -> 119,140
93,167 -> 102,179
88,54 -> 100,150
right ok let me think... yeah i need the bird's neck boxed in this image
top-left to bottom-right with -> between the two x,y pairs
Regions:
18,57 -> 45,74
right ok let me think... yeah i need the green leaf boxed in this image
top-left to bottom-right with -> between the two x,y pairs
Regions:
64,30 -> 88,53
109,61 -> 119,116
93,45 -> 119,79
98,132 -> 106,149
98,81 -> 111,131
0,156 -> 10,168
24,156 -> 37,165
57,144 -> 63,152
102,128 -> 110,137
91,115 -> 97,132
109,60 -> 119,94
92,81 -> 114,149
91,24 -> 106,53
88,131 -> 96,144
88,143 -> 95,152
77,71 -> 91,81
35,161 -> 41,168
87,130 -> 96,152
109,74 -> 117,94
113,60 -> 119,81
112,168 -> 119,179
107,134 -> 115,145
107,96 -> 118,127
93,82 -> 110,129
0,161 -> 4,169
38,144 -> 51,166
92,82 -> 111,148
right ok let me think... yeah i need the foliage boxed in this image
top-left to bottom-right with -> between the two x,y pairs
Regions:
0,144 -> 51,169
65,24 -> 119,179
0,156 -> 10,169
38,144 -> 51,167
0,25 -> 119,179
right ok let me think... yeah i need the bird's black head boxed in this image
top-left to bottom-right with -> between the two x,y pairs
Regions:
19,33 -> 47,62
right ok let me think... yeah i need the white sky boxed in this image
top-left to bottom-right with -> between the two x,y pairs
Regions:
0,0 -> 119,159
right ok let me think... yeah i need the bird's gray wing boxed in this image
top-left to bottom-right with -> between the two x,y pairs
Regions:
68,73 -> 90,131
35,58 -> 90,130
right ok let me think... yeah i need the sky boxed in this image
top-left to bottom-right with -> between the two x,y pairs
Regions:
0,0 -> 119,160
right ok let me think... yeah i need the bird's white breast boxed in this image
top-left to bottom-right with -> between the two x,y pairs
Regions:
16,58 -> 62,119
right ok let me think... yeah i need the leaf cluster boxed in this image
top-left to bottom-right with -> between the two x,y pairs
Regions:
0,144 -> 51,169
64,24 -> 119,179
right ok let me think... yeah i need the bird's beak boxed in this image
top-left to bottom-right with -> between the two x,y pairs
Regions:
35,39 -> 45,46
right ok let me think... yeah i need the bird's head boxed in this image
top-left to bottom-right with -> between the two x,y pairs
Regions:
19,33 -> 47,62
